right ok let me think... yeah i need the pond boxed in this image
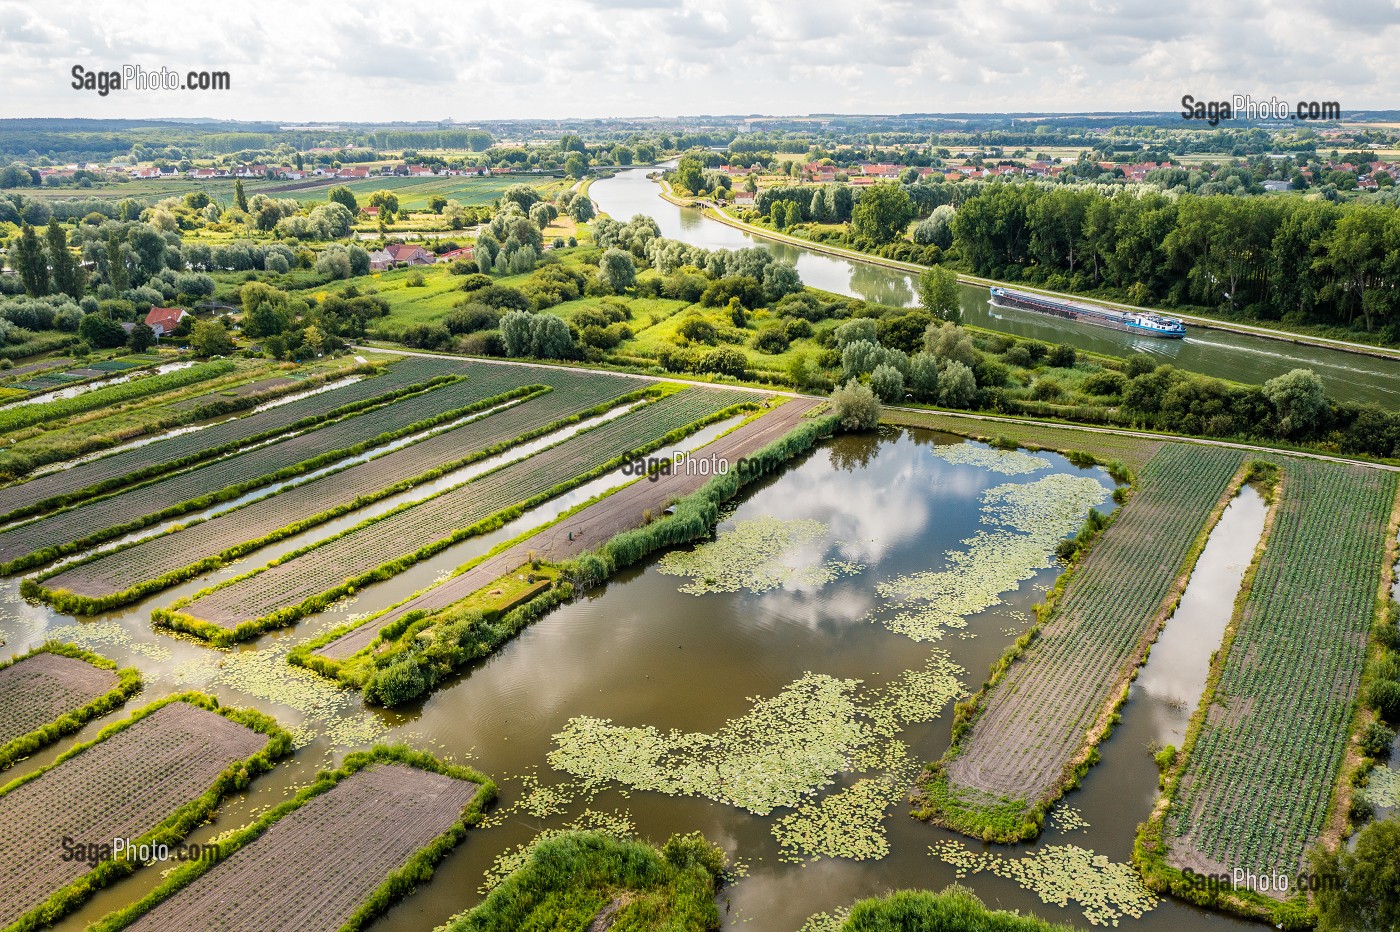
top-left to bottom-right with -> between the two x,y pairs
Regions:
2,426 -> 1265,931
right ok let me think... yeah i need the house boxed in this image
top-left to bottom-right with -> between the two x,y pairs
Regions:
145,306 -> 188,337
733,190 -> 757,207
385,243 -> 433,265
189,168 -> 217,179
436,246 -> 475,263
335,167 -> 369,179
368,249 -> 394,271
408,165 -> 435,177
363,206 -> 379,217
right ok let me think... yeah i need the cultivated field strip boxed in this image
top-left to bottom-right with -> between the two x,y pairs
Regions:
944,444 -> 1245,808
0,651 -> 119,748
0,365 -> 536,573
36,373 -> 641,605
175,387 -> 742,631
316,398 -> 821,662
1166,461 -> 1397,877
0,700 -> 271,928
117,764 -> 481,932
0,357 -> 459,522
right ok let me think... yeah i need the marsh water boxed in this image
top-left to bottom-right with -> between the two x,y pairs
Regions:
0,423 -> 1276,932
590,166 -> 1400,407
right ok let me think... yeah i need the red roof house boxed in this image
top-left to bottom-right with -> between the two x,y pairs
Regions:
145,306 -> 188,337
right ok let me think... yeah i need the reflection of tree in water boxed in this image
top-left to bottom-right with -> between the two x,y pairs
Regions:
827,432 -> 883,473
847,262 -> 915,307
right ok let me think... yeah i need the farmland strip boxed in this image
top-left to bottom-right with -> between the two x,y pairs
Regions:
0,365 -> 540,573
1158,460 -> 1397,880
159,387 -> 747,643
0,643 -> 140,771
30,373 -> 643,611
311,398 -> 822,665
90,749 -> 492,932
0,694 -> 290,931
922,444 -> 1246,840
0,360 -> 236,436
0,357 -> 461,522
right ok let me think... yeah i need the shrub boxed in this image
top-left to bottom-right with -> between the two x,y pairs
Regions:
938,360 -> 978,407
1030,377 -> 1063,401
1359,721 -> 1395,758
1125,353 -> 1157,377
1368,678 -> 1400,723
1003,344 -> 1034,368
831,379 -> 879,431
363,657 -> 430,706
1083,370 -> 1127,396
908,352 -> 939,402
444,303 -> 500,334
1047,343 -> 1077,367
753,326 -> 790,354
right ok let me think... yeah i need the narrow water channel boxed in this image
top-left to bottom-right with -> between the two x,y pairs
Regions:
589,167 -> 1400,406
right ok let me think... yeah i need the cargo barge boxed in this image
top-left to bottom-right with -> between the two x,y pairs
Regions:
989,287 -> 1187,339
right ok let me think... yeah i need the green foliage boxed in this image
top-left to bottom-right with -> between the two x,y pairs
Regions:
840,885 -> 1076,931
831,379 -> 879,431
851,182 -> 913,245
448,830 -> 724,932
918,264 -> 961,323
1310,820 -> 1400,932
189,318 -> 234,357
869,363 -> 905,403
1263,368 -> 1328,439
1358,721 -> 1395,758
938,360 -> 978,407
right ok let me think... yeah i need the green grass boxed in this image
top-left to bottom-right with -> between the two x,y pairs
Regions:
836,886 -> 1078,931
445,830 -> 725,932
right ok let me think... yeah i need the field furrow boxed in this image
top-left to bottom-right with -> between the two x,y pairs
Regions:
165,387 -> 744,638
0,697 -> 286,930
929,443 -> 1245,838
0,363 -> 539,573
105,759 -> 485,932
1163,460 -> 1397,878
34,371 -> 641,608
0,356 -> 461,522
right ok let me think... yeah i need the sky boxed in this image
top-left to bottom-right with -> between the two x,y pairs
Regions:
2,0 -> 1399,122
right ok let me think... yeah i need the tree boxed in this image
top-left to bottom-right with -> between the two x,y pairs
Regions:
13,224 -> 49,296
569,196 -> 596,223
105,233 -> 129,292
918,265 -> 961,322
870,364 -> 905,402
938,360 -> 978,407
78,314 -> 127,349
502,184 -> 541,212
428,195 -> 447,214
834,318 -> 878,348
190,318 -> 234,357
913,204 -> 956,249
529,313 -> 573,359
500,310 -> 535,357
851,182 -> 913,245
564,153 -> 588,180
598,247 -> 637,293
328,185 -> 358,215
127,321 -> 156,352
367,190 -> 400,221
672,156 -> 705,196
302,325 -> 325,357
925,321 -> 979,368
841,339 -> 883,381
1263,368 -> 1327,438
831,379 -> 879,431
909,352 -> 939,402
1311,819 -> 1400,932
234,178 -> 248,213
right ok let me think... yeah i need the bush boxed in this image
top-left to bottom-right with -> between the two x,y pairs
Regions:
1047,343 -> 1077,367
753,326 -> 790,354
1359,721 -> 1395,758
697,347 -> 747,377
1030,377 -> 1063,401
831,379 -> 879,430
1368,678 -> 1400,723
1003,344 -> 1034,368
363,657 -> 430,708
1083,370 -> 1127,396
938,360 -> 978,407
1125,353 -> 1157,378
444,303 -> 499,334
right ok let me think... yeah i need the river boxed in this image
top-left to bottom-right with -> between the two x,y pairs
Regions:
589,167 -> 1400,407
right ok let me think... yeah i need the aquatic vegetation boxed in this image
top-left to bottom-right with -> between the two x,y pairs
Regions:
796,909 -> 850,932
876,474 -> 1110,641
171,644 -> 386,748
1049,804 -> 1090,833
930,840 -> 1158,926
930,442 -> 1053,476
479,809 -> 637,893
44,622 -> 172,662
549,673 -> 867,814
1365,764 -> 1400,809
773,776 -> 905,861
657,515 -> 862,595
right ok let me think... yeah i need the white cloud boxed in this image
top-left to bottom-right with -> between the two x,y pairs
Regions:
1,0 -> 1397,120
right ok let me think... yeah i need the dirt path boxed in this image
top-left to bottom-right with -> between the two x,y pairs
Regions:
316,398 -> 820,661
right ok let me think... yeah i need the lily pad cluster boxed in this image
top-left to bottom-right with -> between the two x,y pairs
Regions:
930,443 -> 1054,476
875,474 -> 1110,641
930,841 -> 1158,926
46,621 -> 172,662
1368,764 -> 1400,808
657,515 -> 863,595
1049,804 -> 1091,833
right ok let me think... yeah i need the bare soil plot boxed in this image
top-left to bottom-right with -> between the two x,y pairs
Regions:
0,645 -> 139,769
115,763 -> 482,932
929,444 -> 1245,837
35,372 -> 641,608
317,398 -> 819,661
0,365 -> 536,573
0,698 -> 279,929
166,387 -> 744,638
0,357 -> 461,522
